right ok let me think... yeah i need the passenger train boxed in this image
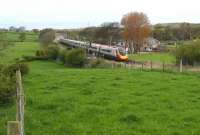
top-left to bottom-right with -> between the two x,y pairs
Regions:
59,38 -> 128,61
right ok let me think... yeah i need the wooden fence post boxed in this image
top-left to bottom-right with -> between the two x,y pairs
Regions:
180,59 -> 183,73
150,61 -> 153,71
16,70 -> 25,135
162,61 -> 165,72
7,121 -> 20,135
141,63 -> 144,71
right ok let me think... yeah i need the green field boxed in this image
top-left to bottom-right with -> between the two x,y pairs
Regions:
2,31 -> 38,42
129,52 -> 176,64
1,33 -> 200,135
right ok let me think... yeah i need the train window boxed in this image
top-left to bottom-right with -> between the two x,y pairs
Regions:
101,49 -> 111,53
91,47 -> 97,49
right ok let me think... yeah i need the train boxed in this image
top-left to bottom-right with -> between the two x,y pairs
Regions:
58,38 -> 128,61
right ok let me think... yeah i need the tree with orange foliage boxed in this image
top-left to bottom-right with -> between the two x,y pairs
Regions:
121,12 -> 151,53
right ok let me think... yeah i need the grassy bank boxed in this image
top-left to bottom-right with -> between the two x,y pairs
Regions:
129,52 -> 176,64
0,37 -> 200,135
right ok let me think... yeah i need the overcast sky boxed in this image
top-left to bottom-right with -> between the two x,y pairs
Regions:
0,0 -> 199,29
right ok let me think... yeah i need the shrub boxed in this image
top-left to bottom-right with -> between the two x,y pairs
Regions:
35,50 -> 47,57
46,45 -> 60,60
175,40 -> 200,65
0,63 -> 29,105
21,55 -> 48,62
88,58 -> 111,68
3,63 -> 29,76
0,74 -> 16,105
65,48 -> 86,67
35,50 -> 41,56
58,49 -> 68,64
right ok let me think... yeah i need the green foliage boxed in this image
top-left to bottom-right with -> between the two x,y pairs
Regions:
0,63 -> 29,105
3,63 -> 29,76
88,58 -> 111,68
35,50 -> 47,57
39,29 -> 55,47
46,45 -> 60,60
65,48 -> 86,67
19,32 -> 26,42
58,49 -> 68,63
175,40 -> 200,65
152,23 -> 200,41
0,74 -> 16,105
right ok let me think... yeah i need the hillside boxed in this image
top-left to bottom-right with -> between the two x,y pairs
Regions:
154,23 -> 200,28
0,35 -> 200,135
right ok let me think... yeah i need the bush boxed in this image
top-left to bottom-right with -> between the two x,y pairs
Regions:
58,49 -> 68,64
21,55 -> 48,62
3,63 -> 29,76
175,40 -> 200,65
65,48 -> 86,67
46,45 -> 60,60
0,63 -> 29,105
35,50 -> 47,57
0,74 -> 16,105
88,58 -> 111,68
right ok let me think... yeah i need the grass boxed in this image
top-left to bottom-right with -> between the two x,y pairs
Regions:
2,31 -> 38,42
129,52 -> 176,64
21,62 -> 200,135
0,42 -> 39,64
0,35 -> 200,135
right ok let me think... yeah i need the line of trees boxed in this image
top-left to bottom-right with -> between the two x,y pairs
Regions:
152,23 -> 200,41
77,12 -> 151,54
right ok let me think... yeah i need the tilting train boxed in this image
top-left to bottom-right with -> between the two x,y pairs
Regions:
59,38 -> 128,61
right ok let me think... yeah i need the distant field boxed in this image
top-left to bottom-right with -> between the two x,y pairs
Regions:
0,38 -> 200,135
1,31 -> 38,42
0,42 -> 39,64
129,52 -> 176,64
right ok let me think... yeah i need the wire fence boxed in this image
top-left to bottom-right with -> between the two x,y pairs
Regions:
7,70 -> 25,135
110,60 -> 200,73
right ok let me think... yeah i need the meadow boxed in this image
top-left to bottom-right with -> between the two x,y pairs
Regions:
0,32 -> 200,135
129,52 -> 176,64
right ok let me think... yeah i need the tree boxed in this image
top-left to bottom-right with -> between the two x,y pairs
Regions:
65,48 -> 86,67
9,26 -> 17,32
94,22 -> 121,45
32,29 -> 39,34
19,33 -> 26,42
17,26 -> 26,32
179,23 -> 192,40
121,12 -> 151,53
39,29 -> 55,48
79,27 -> 97,43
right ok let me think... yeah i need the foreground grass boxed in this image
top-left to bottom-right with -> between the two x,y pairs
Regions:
22,62 -> 200,135
129,52 -> 176,64
1,41 -> 200,135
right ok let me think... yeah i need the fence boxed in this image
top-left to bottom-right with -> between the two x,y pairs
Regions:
7,70 -> 25,135
110,60 -> 200,73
